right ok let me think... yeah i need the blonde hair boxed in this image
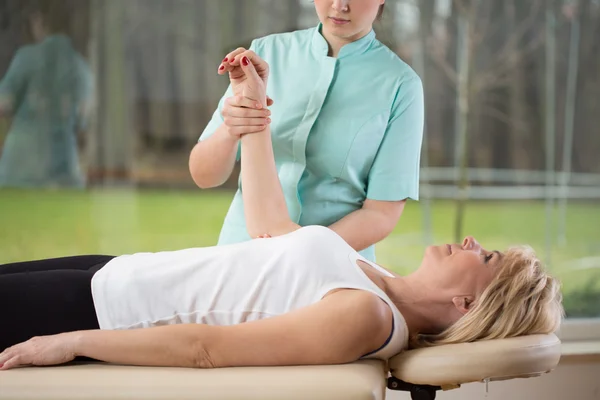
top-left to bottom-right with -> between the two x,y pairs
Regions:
412,246 -> 564,348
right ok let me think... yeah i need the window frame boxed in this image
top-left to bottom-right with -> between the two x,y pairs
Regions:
557,318 -> 600,342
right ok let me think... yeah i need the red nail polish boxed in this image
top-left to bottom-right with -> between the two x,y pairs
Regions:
219,65 -> 225,70
242,57 -> 249,66
223,57 -> 228,62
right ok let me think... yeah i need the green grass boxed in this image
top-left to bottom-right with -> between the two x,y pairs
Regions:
1,188 -> 599,317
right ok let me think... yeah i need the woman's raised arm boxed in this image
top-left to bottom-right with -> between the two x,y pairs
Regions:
235,56 -> 300,238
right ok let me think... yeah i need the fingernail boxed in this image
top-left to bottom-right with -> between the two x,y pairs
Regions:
255,103 -> 262,109
242,56 -> 249,66
219,65 -> 224,70
223,57 -> 228,62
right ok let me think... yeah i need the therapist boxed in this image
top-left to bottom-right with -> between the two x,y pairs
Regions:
189,0 -> 424,261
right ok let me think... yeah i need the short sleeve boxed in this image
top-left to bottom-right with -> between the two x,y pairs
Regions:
0,48 -> 31,111
366,76 -> 424,201
198,40 -> 261,161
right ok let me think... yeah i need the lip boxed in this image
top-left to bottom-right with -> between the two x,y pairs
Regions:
329,17 -> 350,25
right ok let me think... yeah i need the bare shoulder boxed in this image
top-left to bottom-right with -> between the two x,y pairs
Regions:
324,290 -> 393,346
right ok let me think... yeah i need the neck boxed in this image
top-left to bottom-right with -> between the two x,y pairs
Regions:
321,25 -> 372,58
383,275 -> 448,337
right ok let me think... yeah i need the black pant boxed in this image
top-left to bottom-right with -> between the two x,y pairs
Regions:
0,255 -> 115,351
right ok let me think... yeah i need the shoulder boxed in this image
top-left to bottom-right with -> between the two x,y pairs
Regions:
13,44 -> 36,62
327,290 -> 393,338
367,40 -> 422,86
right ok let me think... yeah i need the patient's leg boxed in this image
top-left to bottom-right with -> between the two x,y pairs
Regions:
0,255 -> 115,275
0,267 -> 101,351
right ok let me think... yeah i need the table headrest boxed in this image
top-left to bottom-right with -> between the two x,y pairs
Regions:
388,334 -> 561,387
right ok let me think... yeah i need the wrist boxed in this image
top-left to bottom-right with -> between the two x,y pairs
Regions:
217,123 -> 241,145
68,331 -> 87,357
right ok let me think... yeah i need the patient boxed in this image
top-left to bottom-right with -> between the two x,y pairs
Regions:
0,55 -> 563,372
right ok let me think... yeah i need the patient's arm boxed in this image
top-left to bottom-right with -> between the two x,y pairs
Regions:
78,290 -> 390,367
0,290 -> 391,369
240,127 -> 300,238
237,60 -> 299,238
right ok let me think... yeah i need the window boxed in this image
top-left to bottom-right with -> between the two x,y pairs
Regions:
0,0 -> 598,329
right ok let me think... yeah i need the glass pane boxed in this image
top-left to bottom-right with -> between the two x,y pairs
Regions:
0,0 -> 598,324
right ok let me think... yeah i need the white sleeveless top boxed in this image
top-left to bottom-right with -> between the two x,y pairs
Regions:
91,225 -> 409,360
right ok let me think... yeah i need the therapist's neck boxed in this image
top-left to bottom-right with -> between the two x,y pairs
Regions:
321,26 -> 371,58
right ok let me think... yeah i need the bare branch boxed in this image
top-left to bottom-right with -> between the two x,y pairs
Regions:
454,0 -> 471,17
479,104 -> 530,134
426,38 -> 459,86
472,29 -> 545,93
475,0 -> 544,76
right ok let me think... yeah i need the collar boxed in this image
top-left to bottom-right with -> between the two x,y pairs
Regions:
310,23 -> 376,59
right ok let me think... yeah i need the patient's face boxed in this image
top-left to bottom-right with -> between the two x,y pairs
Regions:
419,236 -> 502,312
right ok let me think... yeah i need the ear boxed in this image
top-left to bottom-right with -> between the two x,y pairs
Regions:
452,296 -> 475,315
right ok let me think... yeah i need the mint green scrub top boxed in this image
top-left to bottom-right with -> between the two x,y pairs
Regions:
200,25 -> 424,261
0,34 -> 92,188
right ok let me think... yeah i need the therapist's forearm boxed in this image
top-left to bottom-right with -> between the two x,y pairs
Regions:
189,124 -> 239,189
328,208 -> 400,252
240,128 -> 299,237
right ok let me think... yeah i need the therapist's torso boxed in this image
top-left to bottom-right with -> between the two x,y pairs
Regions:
200,25 -> 424,261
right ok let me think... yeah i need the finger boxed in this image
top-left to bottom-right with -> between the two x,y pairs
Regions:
224,116 -> 271,127
223,102 -> 271,118
241,56 -> 263,84
219,47 -> 247,74
231,51 -> 270,78
0,355 -> 21,370
229,125 -> 267,137
0,347 -> 13,364
223,106 -> 270,119
226,95 -> 266,110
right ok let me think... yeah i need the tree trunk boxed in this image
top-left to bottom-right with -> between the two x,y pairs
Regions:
454,4 -> 473,244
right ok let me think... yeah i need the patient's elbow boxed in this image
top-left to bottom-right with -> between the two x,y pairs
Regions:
190,341 -> 217,369
246,225 -> 265,240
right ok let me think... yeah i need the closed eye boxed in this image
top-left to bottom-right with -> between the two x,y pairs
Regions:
484,253 -> 493,264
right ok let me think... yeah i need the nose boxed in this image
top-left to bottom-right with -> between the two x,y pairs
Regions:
462,236 -> 481,252
332,0 -> 350,11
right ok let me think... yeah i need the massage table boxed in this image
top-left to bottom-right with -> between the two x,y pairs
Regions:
0,334 -> 561,400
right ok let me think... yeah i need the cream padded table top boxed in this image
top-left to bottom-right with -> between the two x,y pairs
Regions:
0,334 -> 562,399
0,359 -> 386,400
388,333 -> 561,387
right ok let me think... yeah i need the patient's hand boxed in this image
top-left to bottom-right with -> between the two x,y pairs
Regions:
218,48 -> 272,101
0,333 -> 76,370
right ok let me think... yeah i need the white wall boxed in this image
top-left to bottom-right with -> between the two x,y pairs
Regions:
386,360 -> 600,400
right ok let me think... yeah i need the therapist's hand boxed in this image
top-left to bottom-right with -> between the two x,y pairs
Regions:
221,95 -> 272,138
